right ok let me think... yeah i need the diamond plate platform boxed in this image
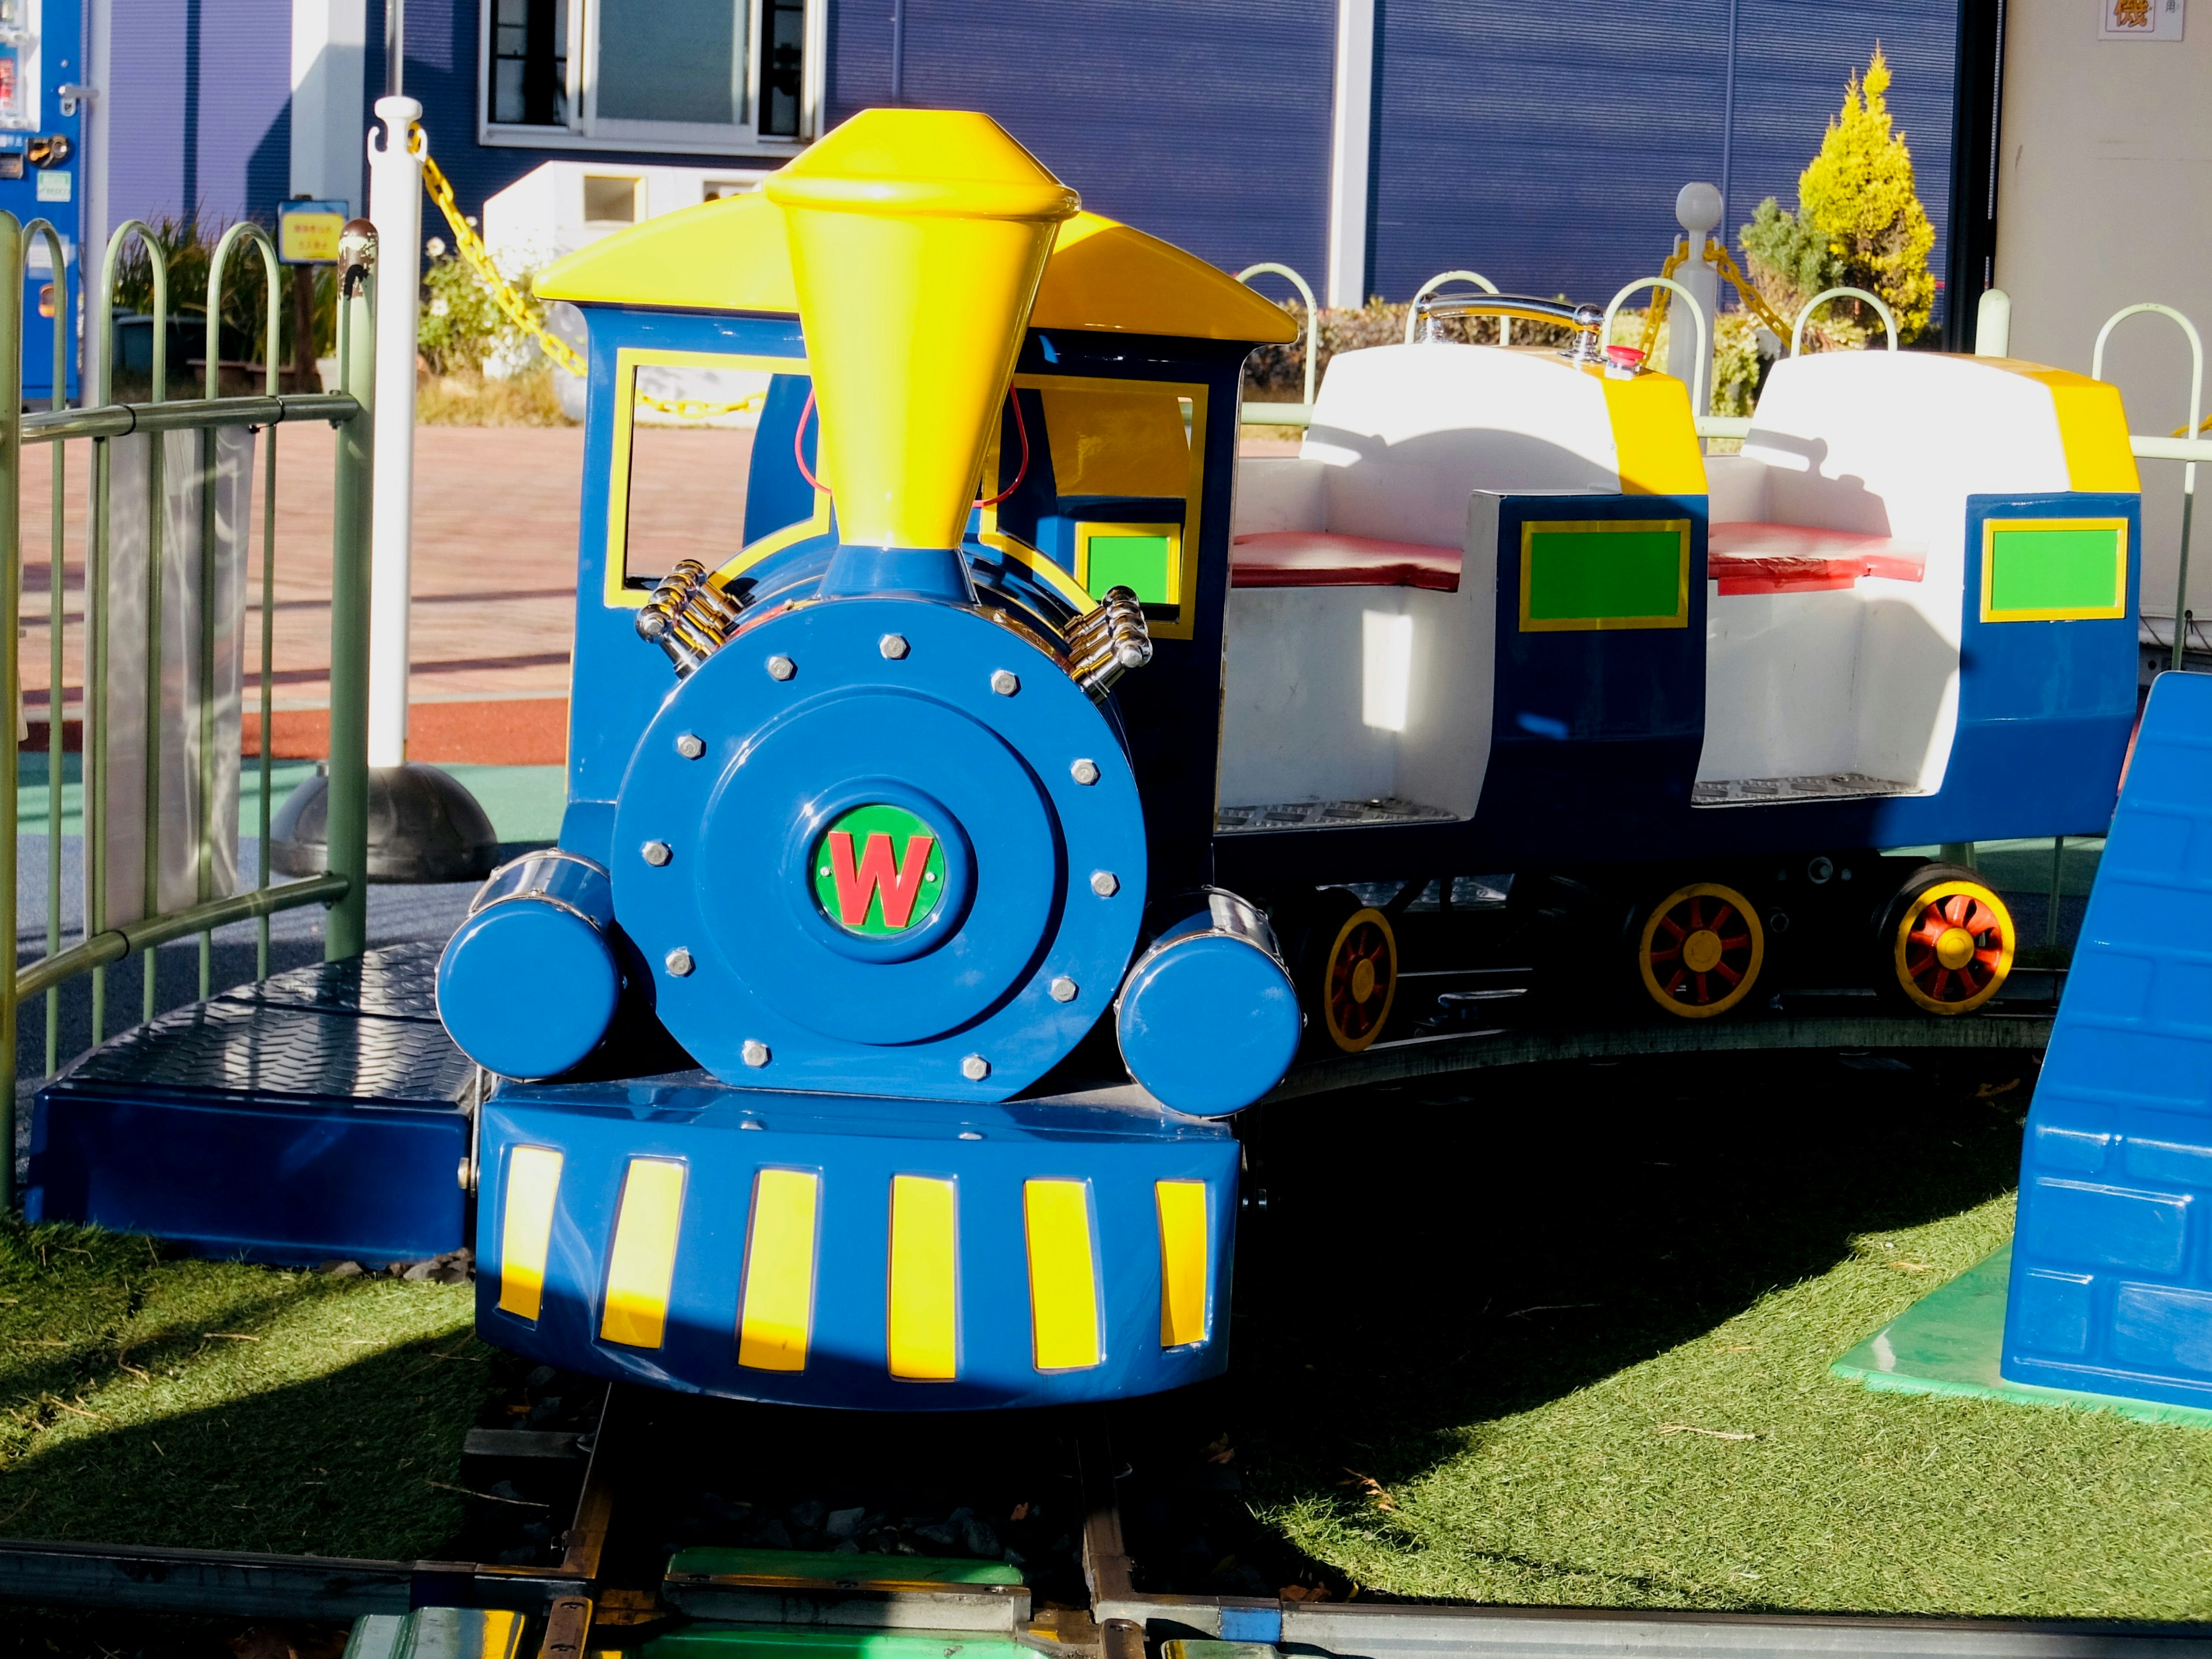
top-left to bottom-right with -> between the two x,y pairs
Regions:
1215,796 -> 1458,833
1691,771 -> 1921,807
25,945 -> 475,1264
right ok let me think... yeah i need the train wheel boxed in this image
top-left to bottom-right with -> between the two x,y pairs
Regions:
1636,881 -> 1765,1020
1320,906 -> 1399,1053
1886,867 -> 2015,1015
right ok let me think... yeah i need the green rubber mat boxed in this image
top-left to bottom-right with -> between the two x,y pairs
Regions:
1832,1244 -> 2212,1427
666,1544 -> 1024,1585
638,1631 -> 1028,1659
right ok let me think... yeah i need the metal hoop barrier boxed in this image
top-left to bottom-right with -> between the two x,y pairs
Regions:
1603,275 -> 1710,415
0,211 -> 379,1209
1790,287 -> 1900,357
1404,268 -> 1502,345
2095,301 -> 2203,672
1234,262 -> 1319,413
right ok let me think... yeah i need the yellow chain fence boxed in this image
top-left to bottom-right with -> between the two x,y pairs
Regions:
1637,237 -> 1796,365
416,128 -> 766,422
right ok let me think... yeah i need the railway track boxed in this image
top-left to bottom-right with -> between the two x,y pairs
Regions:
1,1379 -> 2208,1659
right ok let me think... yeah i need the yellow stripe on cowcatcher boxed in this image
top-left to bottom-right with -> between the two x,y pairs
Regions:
737,1168 -> 820,1372
888,1175 -> 960,1380
497,1145 -> 563,1321
1156,1180 -> 1210,1348
601,1158 -> 686,1349
1024,1179 -> 1102,1370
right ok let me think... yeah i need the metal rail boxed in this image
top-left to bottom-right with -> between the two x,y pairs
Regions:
0,1380 -> 616,1623
1266,1009 -> 2056,1104
1076,1426 -> 2212,1658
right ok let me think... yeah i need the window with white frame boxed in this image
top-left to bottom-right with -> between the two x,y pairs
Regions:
481,0 -> 823,151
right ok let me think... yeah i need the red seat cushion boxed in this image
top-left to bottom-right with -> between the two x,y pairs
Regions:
1231,531 -> 1461,592
1709,521 -> 1926,594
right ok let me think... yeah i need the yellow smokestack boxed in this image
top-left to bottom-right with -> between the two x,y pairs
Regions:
764,110 -> 1080,558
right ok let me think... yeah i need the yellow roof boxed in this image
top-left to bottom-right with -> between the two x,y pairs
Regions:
535,197 -> 1296,345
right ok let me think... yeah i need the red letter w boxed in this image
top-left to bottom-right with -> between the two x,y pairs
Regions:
828,832 -> 936,929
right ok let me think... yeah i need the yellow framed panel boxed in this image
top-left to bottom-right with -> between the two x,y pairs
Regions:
1979,516 -> 2130,623
1074,521 -> 1184,609
603,346 -> 822,609
1517,518 -> 1692,634
978,373 -> 1211,641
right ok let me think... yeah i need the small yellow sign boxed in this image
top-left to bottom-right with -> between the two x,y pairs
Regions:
276,200 -> 348,264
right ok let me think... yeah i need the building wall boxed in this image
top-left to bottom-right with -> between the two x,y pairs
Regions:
1368,0 -> 1957,312
99,0 -> 1956,324
109,0 -> 293,233
1995,0 -> 2212,623
827,0 -> 1338,284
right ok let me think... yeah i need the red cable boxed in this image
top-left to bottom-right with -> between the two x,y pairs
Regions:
976,391 -> 1030,507
794,388 -> 821,490
793,386 -> 1029,507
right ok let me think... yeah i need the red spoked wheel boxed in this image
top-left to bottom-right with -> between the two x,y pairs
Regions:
1321,907 -> 1398,1053
1637,881 -> 1766,1020
1892,877 -> 2015,1015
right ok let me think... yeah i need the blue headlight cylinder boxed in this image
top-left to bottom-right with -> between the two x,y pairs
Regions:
611,597 -> 1148,1099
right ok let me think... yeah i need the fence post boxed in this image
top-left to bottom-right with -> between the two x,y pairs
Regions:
366,96 -> 422,772
1669,184 -> 1722,415
0,212 -> 24,1210
326,222 -> 379,961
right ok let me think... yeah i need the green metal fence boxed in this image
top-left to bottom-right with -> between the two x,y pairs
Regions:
0,212 -> 380,1209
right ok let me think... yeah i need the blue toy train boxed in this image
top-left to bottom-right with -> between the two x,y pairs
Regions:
431,108 -> 2145,1408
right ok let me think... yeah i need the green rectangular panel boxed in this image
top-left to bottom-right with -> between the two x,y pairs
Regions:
1525,527 -> 1684,623
1990,527 -> 2122,615
666,1544 -> 1025,1585
1088,533 -> 1172,605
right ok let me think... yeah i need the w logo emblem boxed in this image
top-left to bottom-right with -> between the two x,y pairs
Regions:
812,804 -> 949,935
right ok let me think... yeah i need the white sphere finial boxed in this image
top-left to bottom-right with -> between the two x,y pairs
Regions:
1676,182 -> 1724,237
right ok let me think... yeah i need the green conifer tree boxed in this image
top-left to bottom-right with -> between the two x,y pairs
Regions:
1738,46 -> 1937,342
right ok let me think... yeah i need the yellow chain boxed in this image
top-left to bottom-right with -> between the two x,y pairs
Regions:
1637,242 -> 1687,362
415,128 -> 763,421
1635,238 -> 1795,367
1707,241 -> 1796,341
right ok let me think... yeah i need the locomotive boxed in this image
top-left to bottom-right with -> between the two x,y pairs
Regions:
434,107 -> 2143,1409
436,109 -> 1306,1408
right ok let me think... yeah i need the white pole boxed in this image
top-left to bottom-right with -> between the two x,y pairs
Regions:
1974,287 -> 2013,357
366,94 -> 423,770
1669,182 -> 1722,415
1324,0 -> 1375,310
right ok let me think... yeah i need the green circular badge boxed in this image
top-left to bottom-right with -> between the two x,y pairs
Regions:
812,804 -> 949,936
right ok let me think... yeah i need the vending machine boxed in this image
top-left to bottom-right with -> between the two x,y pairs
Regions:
0,0 -> 80,402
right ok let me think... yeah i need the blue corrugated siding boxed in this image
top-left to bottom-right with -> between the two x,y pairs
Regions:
111,0 -> 293,230
1369,0 -> 1956,318
837,0 -> 1336,284
101,0 -> 1953,321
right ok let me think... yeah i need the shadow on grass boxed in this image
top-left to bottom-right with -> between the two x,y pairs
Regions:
1113,1046 -> 2034,1596
0,1300 -> 495,1559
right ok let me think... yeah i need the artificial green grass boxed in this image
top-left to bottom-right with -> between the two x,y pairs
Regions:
1229,1052 -> 2212,1620
0,1219 -> 497,1558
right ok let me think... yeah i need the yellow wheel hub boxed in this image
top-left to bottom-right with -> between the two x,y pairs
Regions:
1350,957 -> 1377,1003
1681,929 -> 1724,974
1322,907 -> 1399,1054
1893,878 -> 2016,1016
1637,882 -> 1766,1020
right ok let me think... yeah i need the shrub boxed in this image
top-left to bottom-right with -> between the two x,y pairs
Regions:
1739,46 -> 1937,343
418,247 -> 520,376
105,210 -> 334,382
